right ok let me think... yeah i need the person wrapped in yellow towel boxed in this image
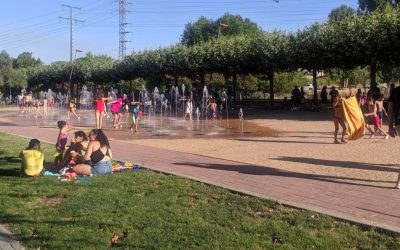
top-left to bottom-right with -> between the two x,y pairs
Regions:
342,95 -> 365,141
20,139 -> 45,176
332,91 -> 365,144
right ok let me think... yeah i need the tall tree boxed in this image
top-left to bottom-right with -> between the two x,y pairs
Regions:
358,0 -> 399,12
328,5 -> 356,22
181,13 -> 263,46
13,52 -> 42,69
0,50 -> 13,89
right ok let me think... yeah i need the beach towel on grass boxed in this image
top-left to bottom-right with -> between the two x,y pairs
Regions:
342,96 -> 365,140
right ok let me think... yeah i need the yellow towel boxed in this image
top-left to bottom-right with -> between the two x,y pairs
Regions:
342,96 -> 365,140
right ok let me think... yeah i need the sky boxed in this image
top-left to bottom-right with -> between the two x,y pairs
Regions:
0,0 -> 359,64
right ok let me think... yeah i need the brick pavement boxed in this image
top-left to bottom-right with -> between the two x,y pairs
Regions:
1,124 -> 400,233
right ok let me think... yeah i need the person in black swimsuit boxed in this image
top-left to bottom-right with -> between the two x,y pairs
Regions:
73,129 -> 113,176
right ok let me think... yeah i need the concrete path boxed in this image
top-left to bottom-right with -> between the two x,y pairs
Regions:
1,124 -> 400,233
0,225 -> 23,250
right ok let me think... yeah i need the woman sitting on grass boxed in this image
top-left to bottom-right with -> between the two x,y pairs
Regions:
59,131 -> 89,168
20,139 -> 44,176
72,129 -> 113,176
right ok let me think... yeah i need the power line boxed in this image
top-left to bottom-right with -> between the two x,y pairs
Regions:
59,4 -> 84,62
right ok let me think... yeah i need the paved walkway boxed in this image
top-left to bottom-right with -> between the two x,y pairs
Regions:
0,225 -> 23,250
1,124 -> 400,233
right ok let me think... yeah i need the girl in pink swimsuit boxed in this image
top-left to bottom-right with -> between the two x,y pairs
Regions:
95,91 -> 112,129
55,120 -> 70,166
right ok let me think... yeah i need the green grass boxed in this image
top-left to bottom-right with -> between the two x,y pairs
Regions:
0,132 -> 399,249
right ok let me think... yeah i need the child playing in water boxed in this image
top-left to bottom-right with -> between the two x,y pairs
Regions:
55,120 -> 70,166
184,97 -> 193,120
130,103 -> 141,133
209,99 -> 217,119
20,139 -> 44,176
364,96 -> 389,139
68,100 -> 80,119
110,96 -> 123,128
34,99 -> 43,118
95,91 -> 112,129
332,94 -> 347,144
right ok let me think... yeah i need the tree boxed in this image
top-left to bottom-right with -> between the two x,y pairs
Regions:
274,71 -> 308,94
13,52 -> 42,69
328,5 -> 356,22
181,13 -> 263,46
7,69 -> 28,89
181,17 -> 216,46
358,0 -> 399,12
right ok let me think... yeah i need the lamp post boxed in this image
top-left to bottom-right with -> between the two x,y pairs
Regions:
68,49 -> 83,100
218,23 -> 229,39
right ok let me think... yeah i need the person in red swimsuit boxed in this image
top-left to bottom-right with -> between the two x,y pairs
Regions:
95,91 -> 112,129
364,96 -> 389,139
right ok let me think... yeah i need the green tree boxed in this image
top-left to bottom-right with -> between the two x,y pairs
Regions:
358,0 -> 398,12
328,5 -> 356,22
181,17 -> 216,46
274,71 -> 308,94
0,50 -> 13,84
13,52 -> 42,69
7,69 -> 28,89
181,13 -> 263,46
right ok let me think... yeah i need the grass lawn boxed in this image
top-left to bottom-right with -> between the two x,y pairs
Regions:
0,132 -> 399,249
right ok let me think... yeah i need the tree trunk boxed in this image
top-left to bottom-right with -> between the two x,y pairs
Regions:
313,68 -> 318,104
269,70 -> 274,108
233,73 -> 237,109
370,63 -> 377,88
174,75 -> 179,86
200,73 -> 205,87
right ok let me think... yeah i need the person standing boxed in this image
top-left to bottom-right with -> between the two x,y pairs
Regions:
332,94 -> 347,144
387,85 -> 400,188
95,91 -> 112,129
329,86 -> 339,102
184,97 -> 193,120
110,95 -> 123,128
320,86 -> 328,104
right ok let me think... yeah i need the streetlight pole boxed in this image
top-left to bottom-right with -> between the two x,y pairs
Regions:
68,49 -> 83,101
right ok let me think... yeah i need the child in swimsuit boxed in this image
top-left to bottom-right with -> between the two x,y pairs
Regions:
130,103 -> 141,133
68,100 -> 80,119
364,96 -> 389,139
375,94 -> 387,129
55,120 -> 70,167
95,91 -> 112,129
332,94 -> 347,144
34,99 -> 43,118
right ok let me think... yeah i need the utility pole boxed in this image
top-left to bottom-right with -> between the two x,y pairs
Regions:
117,0 -> 130,60
59,4 -> 84,62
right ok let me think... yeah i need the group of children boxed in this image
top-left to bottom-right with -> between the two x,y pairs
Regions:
94,91 -> 142,132
332,90 -> 389,144
18,93 -> 49,118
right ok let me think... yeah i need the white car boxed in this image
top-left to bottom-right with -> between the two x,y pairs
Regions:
303,84 -> 314,91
